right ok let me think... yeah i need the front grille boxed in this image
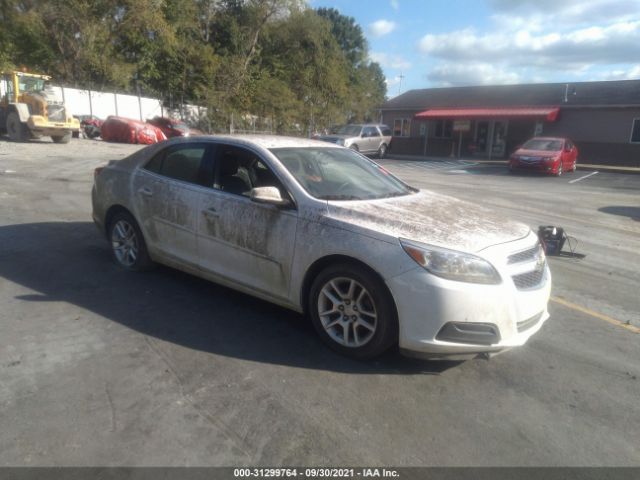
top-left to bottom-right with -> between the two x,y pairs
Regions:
508,246 -> 540,264
517,312 -> 543,332
512,268 -> 545,290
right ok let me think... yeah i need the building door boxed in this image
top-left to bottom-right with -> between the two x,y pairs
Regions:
475,121 -> 490,155
491,120 -> 508,158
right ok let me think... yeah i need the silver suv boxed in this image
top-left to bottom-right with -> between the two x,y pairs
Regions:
317,124 -> 392,158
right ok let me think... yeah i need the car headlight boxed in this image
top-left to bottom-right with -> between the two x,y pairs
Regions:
400,239 -> 501,284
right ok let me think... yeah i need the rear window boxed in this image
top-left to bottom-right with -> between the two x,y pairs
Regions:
380,126 -> 392,136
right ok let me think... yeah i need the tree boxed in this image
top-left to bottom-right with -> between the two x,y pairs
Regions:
316,7 -> 367,67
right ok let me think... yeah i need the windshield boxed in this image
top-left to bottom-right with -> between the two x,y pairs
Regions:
522,139 -> 563,151
18,76 -> 45,92
337,125 -> 362,136
270,147 -> 414,201
172,122 -> 189,131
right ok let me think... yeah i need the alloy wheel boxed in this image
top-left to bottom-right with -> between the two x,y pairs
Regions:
111,219 -> 139,267
317,277 -> 377,348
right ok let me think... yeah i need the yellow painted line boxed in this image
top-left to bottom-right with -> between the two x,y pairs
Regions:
551,296 -> 640,334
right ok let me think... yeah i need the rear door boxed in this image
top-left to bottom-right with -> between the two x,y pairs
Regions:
196,144 -> 298,300
362,126 -> 380,153
132,142 -> 214,267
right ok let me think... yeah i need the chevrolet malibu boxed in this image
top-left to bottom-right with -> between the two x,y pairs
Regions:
92,135 -> 551,359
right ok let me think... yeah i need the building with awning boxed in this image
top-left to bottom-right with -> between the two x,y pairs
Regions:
379,80 -> 640,166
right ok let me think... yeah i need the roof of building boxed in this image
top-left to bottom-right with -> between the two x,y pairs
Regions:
381,79 -> 640,110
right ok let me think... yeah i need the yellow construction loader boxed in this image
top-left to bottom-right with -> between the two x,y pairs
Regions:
0,70 -> 80,143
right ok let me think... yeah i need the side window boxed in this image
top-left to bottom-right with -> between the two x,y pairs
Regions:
143,145 -> 211,186
364,126 -> 380,137
214,144 -> 289,199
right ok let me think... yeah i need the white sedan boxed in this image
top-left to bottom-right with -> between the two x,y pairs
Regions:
92,135 -> 551,359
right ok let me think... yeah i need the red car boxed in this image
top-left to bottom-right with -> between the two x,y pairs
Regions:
509,137 -> 578,176
146,116 -> 190,138
100,116 -> 167,144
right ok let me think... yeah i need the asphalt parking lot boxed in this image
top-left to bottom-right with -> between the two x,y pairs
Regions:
0,138 -> 639,466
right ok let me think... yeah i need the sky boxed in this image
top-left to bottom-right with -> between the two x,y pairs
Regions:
309,0 -> 640,97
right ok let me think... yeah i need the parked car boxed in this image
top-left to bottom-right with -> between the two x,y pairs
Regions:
92,135 -> 551,359
147,116 -> 190,138
316,124 -> 392,158
72,115 -> 103,138
509,137 -> 578,176
100,116 -> 167,144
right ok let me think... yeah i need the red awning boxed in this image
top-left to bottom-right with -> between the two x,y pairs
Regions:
415,107 -> 560,122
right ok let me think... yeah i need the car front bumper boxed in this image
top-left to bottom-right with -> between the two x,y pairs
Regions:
510,159 -> 558,173
386,237 -> 551,358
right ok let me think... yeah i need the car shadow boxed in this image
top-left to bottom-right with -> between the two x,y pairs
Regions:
0,221 -> 460,375
599,206 -> 640,222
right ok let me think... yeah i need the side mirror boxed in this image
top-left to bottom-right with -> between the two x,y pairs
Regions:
250,186 -> 291,207
361,132 -> 368,138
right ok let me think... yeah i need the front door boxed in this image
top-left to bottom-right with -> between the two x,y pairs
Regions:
196,144 -> 298,300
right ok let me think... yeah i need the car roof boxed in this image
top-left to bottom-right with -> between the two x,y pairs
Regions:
195,134 -> 343,150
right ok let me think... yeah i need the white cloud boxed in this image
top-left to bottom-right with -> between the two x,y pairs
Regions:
369,19 -> 396,38
390,0 -> 399,11
417,20 -> 640,69
370,52 -> 411,70
597,65 -> 640,80
426,63 -> 521,86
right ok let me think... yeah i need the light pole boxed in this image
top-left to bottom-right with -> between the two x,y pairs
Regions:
397,72 -> 404,96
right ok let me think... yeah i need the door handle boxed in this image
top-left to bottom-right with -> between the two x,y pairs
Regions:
137,187 -> 153,197
202,207 -> 219,218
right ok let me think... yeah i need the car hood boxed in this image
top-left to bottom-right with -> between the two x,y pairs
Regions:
325,191 -> 530,253
515,148 -> 560,158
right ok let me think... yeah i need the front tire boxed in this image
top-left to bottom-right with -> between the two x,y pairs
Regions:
349,144 -> 359,152
108,211 -> 153,271
309,263 -> 398,359
555,161 -> 563,176
6,112 -> 28,142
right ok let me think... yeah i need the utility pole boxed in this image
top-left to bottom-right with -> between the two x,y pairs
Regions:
397,72 -> 404,96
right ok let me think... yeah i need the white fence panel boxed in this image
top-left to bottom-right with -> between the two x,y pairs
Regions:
140,97 -> 163,121
90,91 -> 117,120
61,88 -> 90,116
115,93 -> 140,120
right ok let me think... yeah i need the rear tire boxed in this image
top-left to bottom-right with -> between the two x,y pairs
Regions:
377,143 -> 387,159
6,112 -> 28,142
108,211 -> 154,271
52,133 -> 72,144
309,263 -> 398,359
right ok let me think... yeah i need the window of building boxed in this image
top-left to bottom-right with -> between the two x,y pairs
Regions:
631,118 -> 640,143
434,120 -> 453,139
393,118 -> 411,137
